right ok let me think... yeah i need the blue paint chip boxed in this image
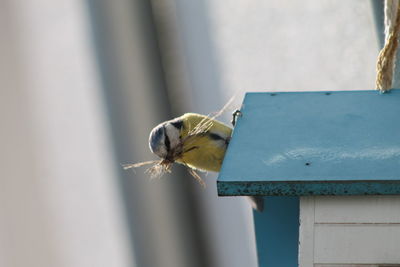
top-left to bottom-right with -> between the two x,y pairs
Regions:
218,90 -> 400,196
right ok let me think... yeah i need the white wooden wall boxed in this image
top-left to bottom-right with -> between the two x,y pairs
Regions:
299,196 -> 400,267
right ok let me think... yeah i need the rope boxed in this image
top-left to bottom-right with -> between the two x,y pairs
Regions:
376,0 -> 400,92
384,0 -> 399,43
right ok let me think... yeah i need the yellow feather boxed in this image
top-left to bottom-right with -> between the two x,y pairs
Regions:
175,113 -> 232,172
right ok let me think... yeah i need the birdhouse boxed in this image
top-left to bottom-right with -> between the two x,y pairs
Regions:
217,90 -> 400,267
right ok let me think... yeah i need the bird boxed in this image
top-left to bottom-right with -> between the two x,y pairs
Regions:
142,112 -> 264,212
149,113 -> 231,173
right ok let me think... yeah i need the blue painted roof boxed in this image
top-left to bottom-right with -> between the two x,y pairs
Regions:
217,90 -> 400,196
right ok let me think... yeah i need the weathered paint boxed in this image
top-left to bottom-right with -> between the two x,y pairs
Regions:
217,181 -> 400,196
218,90 -> 400,196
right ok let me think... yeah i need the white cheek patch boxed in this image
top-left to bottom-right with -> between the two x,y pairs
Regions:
164,123 -> 181,150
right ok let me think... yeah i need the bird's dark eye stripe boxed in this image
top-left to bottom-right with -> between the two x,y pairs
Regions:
163,126 -> 171,151
171,120 -> 183,130
208,133 -> 225,141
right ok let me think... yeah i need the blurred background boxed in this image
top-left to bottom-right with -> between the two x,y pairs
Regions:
0,0 -> 378,267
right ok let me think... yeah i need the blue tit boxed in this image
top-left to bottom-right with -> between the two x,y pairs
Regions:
149,113 -> 232,172
148,112 -> 264,212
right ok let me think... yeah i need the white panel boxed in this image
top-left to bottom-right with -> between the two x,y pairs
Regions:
299,197 -> 316,267
314,224 -> 400,264
315,265 -> 383,267
314,196 -> 400,223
